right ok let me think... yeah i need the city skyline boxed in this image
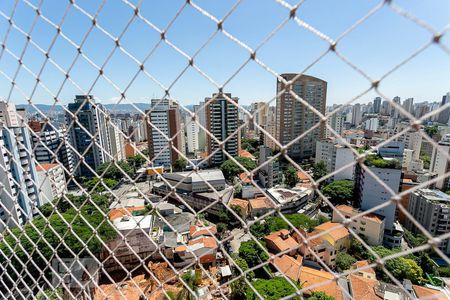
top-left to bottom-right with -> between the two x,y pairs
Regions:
0,0 -> 449,107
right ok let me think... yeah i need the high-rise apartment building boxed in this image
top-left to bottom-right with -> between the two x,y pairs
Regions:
66,95 -> 112,176
36,163 -> 67,204
352,103 -> 362,126
0,102 -> 41,231
406,189 -> 450,255
28,120 -> 74,177
438,92 -> 450,125
354,154 -> 403,247
258,146 -> 280,188
315,138 -> 355,181
402,98 -> 414,115
109,121 -> 125,161
276,74 -> 327,160
185,115 -> 200,155
205,93 -> 239,166
146,99 -> 182,168
430,134 -> 450,190
373,97 -> 382,114
325,113 -> 345,138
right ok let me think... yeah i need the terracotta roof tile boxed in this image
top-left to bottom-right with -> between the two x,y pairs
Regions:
249,197 -> 274,210
109,206 -> 145,220
273,255 -> 302,281
314,222 -> 350,241
36,163 -> 59,171
189,225 -> 217,238
239,149 -> 256,160
413,285 -> 447,300
264,230 -> 299,253
299,267 -> 343,300
352,260 -> 375,274
349,275 -> 381,300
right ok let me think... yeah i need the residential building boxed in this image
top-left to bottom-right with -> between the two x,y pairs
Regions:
363,117 -> 379,132
257,146 -> 279,188
315,138 -> 355,180
185,115 -> 200,155
162,169 -> 226,193
352,103 -> 362,126
326,113 -> 345,138
272,255 -> 302,282
146,99 -> 182,168
0,102 -> 41,231
29,121 -> 74,176
313,222 -> 351,251
402,97 -> 414,115
373,97 -> 381,114
263,106 -> 277,150
36,164 -> 67,204
205,93 -> 239,166
248,196 -> 275,218
264,229 -> 299,256
266,186 -> 313,213
193,102 -> 207,152
430,134 -> 450,190
332,205 -> 385,245
276,74 -> 327,160
299,267 -> 344,300
228,198 -> 249,219
354,154 -> 403,247
437,92 -> 450,124
108,122 -> 125,161
66,95 -> 112,176
250,101 -> 269,135
406,189 -> 450,255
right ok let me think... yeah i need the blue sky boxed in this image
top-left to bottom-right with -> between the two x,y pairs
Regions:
0,0 -> 449,107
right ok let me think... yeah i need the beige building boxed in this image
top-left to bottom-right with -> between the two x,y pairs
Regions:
332,205 -> 385,246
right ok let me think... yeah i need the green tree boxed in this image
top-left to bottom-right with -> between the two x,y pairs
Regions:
220,157 -> 256,180
230,257 -> 255,300
336,252 -> 357,271
173,158 -> 188,171
284,166 -> 299,188
127,154 -> 146,170
420,152 -> 431,169
403,228 -> 427,248
239,240 -> 269,268
309,291 -> 336,300
96,160 -> 134,180
424,125 -> 438,138
241,138 -> 259,154
312,161 -> 327,181
0,203 -> 117,286
177,271 -> 200,300
84,177 -> 118,192
245,277 -> 300,300
321,180 -> 354,205
348,239 -> 370,260
250,214 -> 317,238
371,246 -> 425,284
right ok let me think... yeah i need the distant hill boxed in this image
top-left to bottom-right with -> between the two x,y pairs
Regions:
16,103 -> 152,114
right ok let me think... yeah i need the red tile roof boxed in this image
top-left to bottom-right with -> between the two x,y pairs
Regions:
36,163 -> 59,171
349,275 -> 381,300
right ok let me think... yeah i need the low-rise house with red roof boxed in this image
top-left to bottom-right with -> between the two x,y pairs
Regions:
264,229 -> 299,256
249,196 -> 275,218
313,222 -> 351,251
293,228 -> 337,268
229,198 -> 249,218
